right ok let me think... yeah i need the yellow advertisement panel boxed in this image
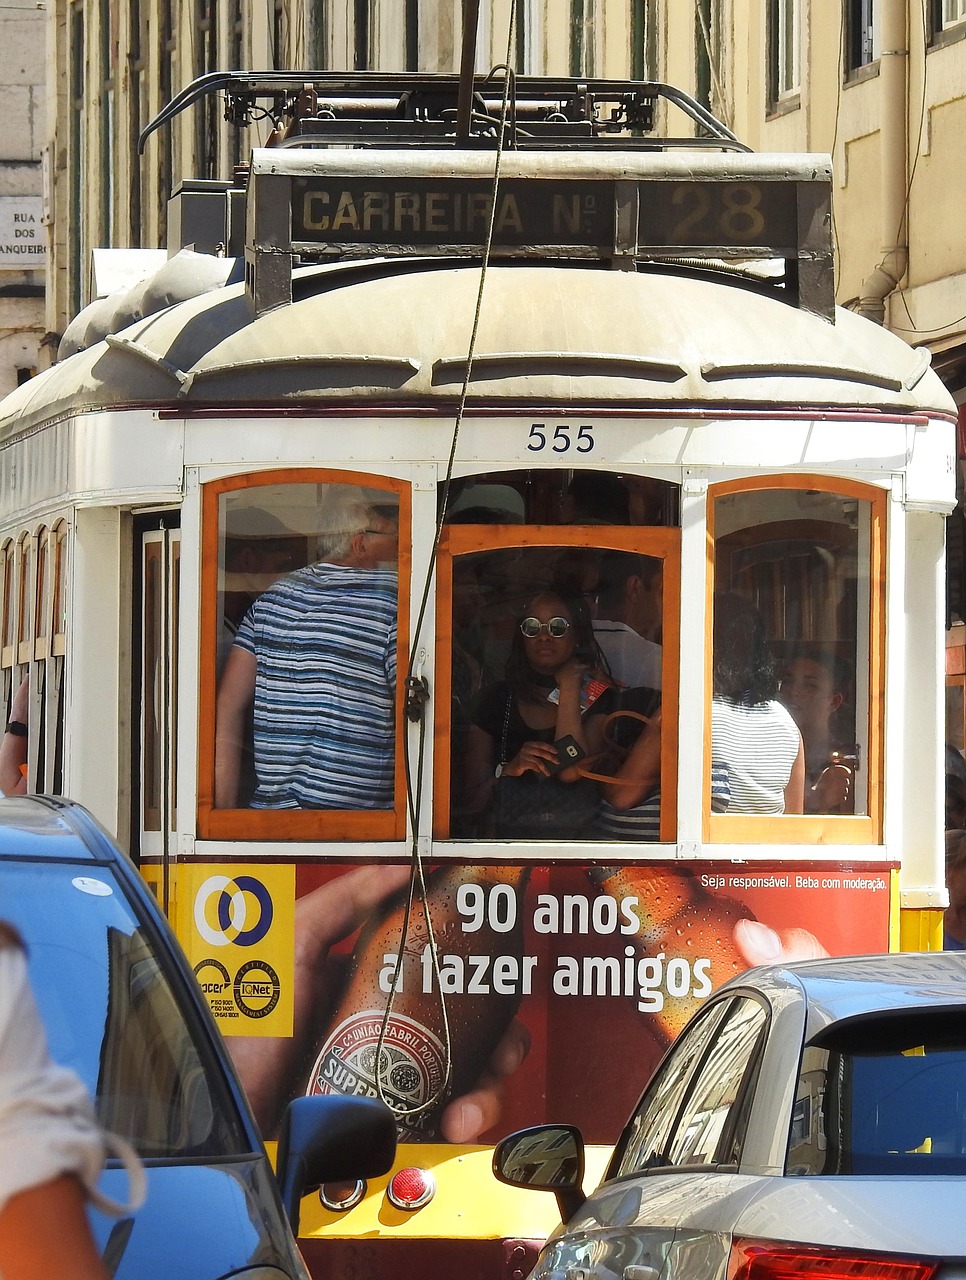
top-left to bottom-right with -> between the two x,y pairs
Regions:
178,864 -> 294,1037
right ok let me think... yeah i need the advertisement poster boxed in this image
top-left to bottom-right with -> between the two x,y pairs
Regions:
181,863 -> 295,1037
219,859 -> 892,1144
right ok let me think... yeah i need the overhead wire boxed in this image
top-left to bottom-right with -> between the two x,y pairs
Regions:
374,0 -> 519,1127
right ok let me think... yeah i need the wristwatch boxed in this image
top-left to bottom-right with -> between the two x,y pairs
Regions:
494,762 -> 504,779
4,720 -> 27,737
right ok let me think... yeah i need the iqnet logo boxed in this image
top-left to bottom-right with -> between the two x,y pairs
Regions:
194,874 -> 274,947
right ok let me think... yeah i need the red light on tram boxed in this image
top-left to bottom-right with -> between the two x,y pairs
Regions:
386,1166 -> 436,1210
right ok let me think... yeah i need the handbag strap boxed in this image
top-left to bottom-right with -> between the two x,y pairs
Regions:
576,708 -> 655,785
499,689 -> 512,766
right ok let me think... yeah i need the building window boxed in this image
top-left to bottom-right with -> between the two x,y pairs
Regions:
570,0 -> 596,76
99,0 -> 116,245
846,0 -> 878,72
631,0 -> 658,80
194,0 -> 219,179
934,0 -> 966,32
405,0 -> 418,70
354,0 -> 370,70
767,0 -> 800,109
69,2 -> 85,315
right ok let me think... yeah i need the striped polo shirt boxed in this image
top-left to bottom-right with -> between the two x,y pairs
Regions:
234,562 -> 397,809
711,698 -> 801,814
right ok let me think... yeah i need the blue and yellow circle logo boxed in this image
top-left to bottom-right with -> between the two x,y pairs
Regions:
193,874 -> 273,947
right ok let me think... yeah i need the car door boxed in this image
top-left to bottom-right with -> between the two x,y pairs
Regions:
535,995 -> 769,1280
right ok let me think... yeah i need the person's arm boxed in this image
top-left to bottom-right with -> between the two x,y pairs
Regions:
0,1174 -> 109,1280
0,678 -> 29,797
784,736 -> 806,814
214,646 -> 257,808
602,710 -> 662,810
552,659 -> 596,782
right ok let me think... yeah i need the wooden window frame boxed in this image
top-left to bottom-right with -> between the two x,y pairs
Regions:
197,468 -> 411,842
706,475 -> 886,846
434,523 -> 681,843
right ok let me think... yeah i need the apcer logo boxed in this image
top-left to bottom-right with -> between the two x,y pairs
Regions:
194,875 -> 273,947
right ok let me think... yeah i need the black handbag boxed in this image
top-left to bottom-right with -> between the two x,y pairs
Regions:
492,692 -> 599,839
493,773 -> 599,839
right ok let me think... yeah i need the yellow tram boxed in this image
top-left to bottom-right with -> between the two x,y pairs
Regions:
0,72 -> 957,1279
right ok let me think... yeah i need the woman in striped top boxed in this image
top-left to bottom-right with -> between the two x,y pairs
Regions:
711,592 -> 804,814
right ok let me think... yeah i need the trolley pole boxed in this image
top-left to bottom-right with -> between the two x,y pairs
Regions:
456,0 -> 482,140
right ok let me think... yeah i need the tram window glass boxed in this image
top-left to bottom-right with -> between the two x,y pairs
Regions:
1,540 -> 13,666
441,475 -> 679,842
712,485 -> 877,823
52,522 -> 68,656
16,533 -> 32,664
444,469 -> 678,527
205,476 -> 406,837
34,525 -> 49,658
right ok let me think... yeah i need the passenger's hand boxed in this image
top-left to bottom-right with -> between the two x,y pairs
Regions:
733,918 -> 829,967
504,740 -> 559,778
439,1018 -> 532,1143
809,763 -> 852,814
10,676 -> 29,723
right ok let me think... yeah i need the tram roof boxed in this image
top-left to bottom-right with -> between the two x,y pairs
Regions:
0,255 -> 954,440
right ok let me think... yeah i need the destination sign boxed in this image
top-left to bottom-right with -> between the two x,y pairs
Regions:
292,177 -> 614,247
289,176 -> 808,254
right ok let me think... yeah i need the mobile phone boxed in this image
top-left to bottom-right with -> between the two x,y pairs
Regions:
546,734 -> 586,775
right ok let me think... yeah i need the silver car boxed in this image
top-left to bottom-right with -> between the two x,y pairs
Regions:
494,952 -> 966,1280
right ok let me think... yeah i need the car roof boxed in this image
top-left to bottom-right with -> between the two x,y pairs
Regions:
0,795 -> 118,863
734,951 -> 966,1039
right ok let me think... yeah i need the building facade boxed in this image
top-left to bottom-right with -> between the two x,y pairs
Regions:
0,0 -> 47,396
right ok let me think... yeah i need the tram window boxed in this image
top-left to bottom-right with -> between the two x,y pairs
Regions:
206,477 -> 405,834
712,485 -> 879,823
51,522 -> 68,657
442,528 -> 675,843
1,540 -> 13,666
444,469 -> 679,528
16,534 -> 32,665
34,526 -> 49,658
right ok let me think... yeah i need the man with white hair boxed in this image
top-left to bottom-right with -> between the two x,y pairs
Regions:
215,493 -> 399,810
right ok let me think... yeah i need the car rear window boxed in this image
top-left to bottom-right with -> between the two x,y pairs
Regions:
789,1011 -> 966,1175
6,861 -> 251,1160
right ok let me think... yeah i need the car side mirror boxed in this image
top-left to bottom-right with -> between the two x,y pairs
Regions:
493,1124 -> 586,1223
275,1095 -> 397,1234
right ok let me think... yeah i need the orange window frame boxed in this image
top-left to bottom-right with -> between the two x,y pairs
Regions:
705,475 -> 886,846
434,524 -> 681,841
197,469 -> 411,842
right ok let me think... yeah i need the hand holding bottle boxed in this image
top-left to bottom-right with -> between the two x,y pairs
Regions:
228,865 -> 532,1140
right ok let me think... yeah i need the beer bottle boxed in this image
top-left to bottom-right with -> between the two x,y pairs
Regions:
308,863 -> 530,1141
588,864 -> 755,1037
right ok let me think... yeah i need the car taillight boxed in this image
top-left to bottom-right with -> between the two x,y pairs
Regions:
386,1166 -> 436,1210
730,1239 -> 938,1280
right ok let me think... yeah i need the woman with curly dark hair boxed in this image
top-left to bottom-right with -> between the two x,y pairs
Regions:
711,592 -> 804,813
460,587 -> 613,837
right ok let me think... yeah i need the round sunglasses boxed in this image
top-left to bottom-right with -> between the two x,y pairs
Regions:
519,616 -> 571,639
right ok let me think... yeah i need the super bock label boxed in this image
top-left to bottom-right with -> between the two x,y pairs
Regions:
309,1010 -> 447,1132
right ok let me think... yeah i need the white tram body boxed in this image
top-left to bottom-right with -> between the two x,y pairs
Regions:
0,77 -> 957,1275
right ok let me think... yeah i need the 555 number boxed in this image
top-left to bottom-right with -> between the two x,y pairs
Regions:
527,423 -> 595,453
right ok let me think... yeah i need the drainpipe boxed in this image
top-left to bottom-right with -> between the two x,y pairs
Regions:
857,0 -> 909,324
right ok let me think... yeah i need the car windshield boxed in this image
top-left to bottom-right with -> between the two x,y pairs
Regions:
5,860 -> 250,1160
789,1012 -> 966,1175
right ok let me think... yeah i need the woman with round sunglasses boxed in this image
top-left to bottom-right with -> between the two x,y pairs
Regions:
460,589 -> 613,836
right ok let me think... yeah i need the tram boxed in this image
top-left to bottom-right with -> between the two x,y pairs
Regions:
0,69 -> 957,1280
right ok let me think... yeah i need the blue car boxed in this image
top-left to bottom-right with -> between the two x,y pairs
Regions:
0,794 -> 395,1280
